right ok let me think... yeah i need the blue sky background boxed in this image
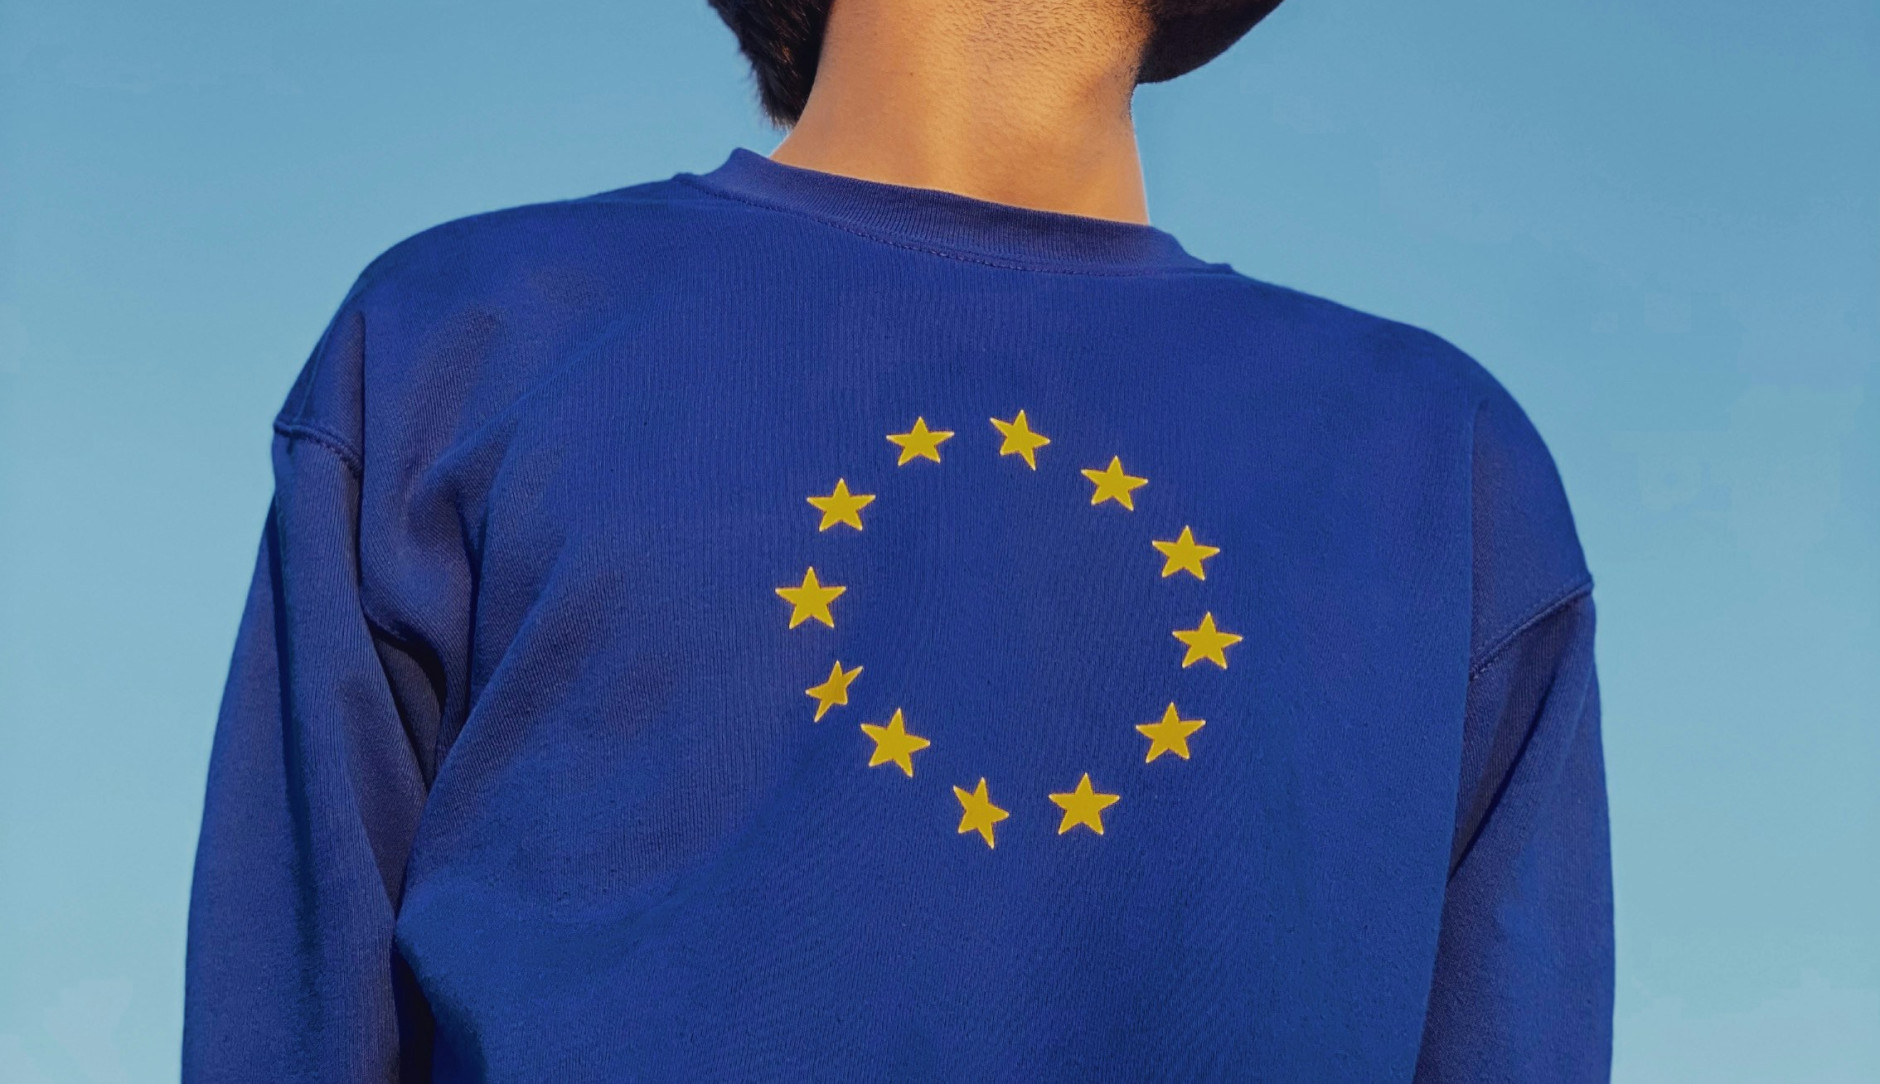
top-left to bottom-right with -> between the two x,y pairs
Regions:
1,0 -> 1874,1079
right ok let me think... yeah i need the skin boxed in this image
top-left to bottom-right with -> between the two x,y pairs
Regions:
770,0 -> 1155,224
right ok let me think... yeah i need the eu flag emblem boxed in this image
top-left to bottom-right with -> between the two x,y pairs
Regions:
774,411 -> 1239,849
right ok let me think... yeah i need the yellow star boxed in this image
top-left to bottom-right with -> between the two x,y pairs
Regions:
806,479 -> 875,531
805,660 -> 862,721
990,410 -> 1051,469
860,708 -> 931,777
1048,773 -> 1120,835
1136,703 -> 1206,762
886,417 -> 955,465
1152,526 -> 1220,580
953,778 -> 1009,848
1172,612 -> 1243,669
775,567 -> 845,629
1081,456 -> 1148,510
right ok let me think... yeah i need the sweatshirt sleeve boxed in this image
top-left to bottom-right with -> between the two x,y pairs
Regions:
1413,386 -> 1614,1081
184,303 -> 437,1081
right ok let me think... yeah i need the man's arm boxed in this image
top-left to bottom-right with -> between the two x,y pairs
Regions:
184,319 -> 434,1081
1415,588 -> 1613,1080
1414,373 -> 1614,1079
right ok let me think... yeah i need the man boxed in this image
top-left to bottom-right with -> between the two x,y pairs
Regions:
186,0 -> 1612,1079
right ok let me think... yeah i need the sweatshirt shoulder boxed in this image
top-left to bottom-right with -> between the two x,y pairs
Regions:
349,175 -> 722,305
1209,273 -> 1590,649
275,176 -> 729,457
1204,273 -> 1569,463
1198,271 -> 1507,405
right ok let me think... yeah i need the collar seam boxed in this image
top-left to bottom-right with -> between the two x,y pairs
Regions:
677,174 -> 1232,280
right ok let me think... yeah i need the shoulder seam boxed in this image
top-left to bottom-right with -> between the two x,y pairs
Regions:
1468,578 -> 1594,681
273,420 -> 364,477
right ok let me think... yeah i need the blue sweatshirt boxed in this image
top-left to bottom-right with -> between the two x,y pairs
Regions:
185,150 -> 1611,1081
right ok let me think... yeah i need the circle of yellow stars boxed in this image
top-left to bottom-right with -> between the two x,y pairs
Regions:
777,410 -> 1240,849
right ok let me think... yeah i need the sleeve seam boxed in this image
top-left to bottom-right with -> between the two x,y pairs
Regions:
1468,577 -> 1593,681
273,420 -> 365,477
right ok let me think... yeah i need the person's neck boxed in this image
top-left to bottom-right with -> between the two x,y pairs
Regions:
769,0 -> 1152,225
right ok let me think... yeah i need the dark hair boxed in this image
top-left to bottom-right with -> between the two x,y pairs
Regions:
709,0 -> 1286,126
706,0 -> 832,126
1139,0 -> 1286,84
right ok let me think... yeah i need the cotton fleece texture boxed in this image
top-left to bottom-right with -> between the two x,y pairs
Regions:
185,150 -> 1612,1081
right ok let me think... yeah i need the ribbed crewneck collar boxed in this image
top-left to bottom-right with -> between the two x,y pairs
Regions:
682,148 -> 1214,276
